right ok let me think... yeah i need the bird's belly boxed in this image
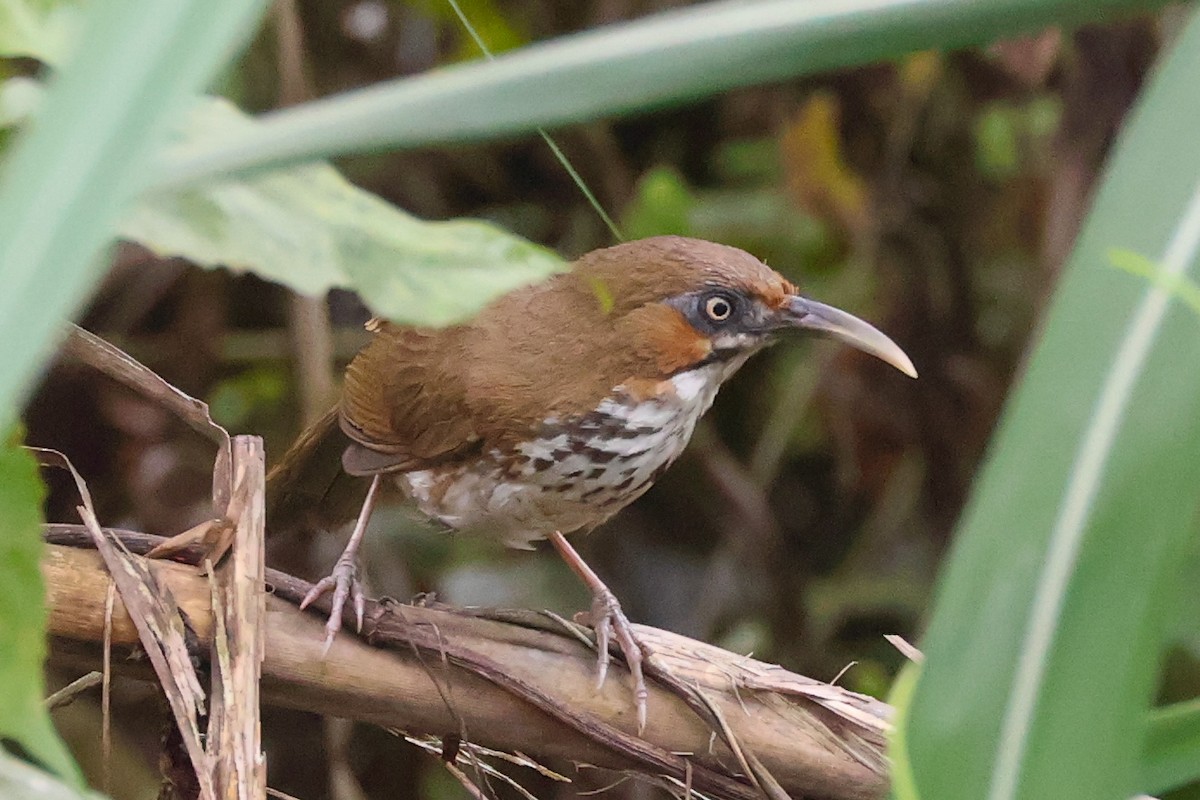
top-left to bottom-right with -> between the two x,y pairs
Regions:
396,372 -> 725,549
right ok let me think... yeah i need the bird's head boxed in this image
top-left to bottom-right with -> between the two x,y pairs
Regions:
570,236 -> 917,383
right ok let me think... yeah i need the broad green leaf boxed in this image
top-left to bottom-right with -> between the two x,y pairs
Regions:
154,0 -> 1177,187
0,440 -> 79,784
902,8 -> 1200,800
0,0 -> 270,425
0,87 -> 565,325
0,0 -> 83,65
123,99 -> 565,327
1142,699 -> 1200,795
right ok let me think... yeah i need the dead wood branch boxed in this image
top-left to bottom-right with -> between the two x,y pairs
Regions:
43,527 -> 889,800
37,437 -> 268,800
208,437 -> 268,800
36,449 -> 216,800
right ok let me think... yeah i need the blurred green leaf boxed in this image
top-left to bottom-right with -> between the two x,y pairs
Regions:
0,86 -> 565,325
0,77 -> 42,129
0,0 -> 270,425
621,167 -> 695,240
0,0 -> 83,65
155,0 -> 1177,186
974,96 -> 1065,182
1142,699 -> 1200,794
206,365 -> 287,429
974,102 -> 1021,181
902,8 -> 1200,800
124,99 -> 565,327
0,439 -> 79,784
426,0 -> 529,61
690,189 -> 828,271
0,749 -> 99,800
1026,95 -> 1063,146
714,138 -> 780,184
889,663 -> 922,800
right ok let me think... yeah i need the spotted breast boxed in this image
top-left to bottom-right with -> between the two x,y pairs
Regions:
399,354 -> 752,548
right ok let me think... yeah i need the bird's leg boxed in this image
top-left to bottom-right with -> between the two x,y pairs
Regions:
548,530 -> 648,732
301,474 -> 382,651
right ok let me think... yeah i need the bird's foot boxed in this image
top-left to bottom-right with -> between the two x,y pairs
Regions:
300,551 -> 366,653
586,586 -> 649,733
548,530 -> 650,732
300,475 -> 382,653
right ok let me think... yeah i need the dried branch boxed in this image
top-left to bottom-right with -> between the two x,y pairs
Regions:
44,671 -> 103,711
43,527 -> 890,800
207,437 -> 268,800
35,450 -> 215,800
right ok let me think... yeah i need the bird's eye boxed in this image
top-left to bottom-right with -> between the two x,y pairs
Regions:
704,294 -> 735,322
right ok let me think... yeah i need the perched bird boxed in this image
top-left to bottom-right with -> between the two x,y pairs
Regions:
267,235 -> 916,729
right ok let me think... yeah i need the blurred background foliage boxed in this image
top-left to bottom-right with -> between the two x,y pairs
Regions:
10,0 -> 1198,798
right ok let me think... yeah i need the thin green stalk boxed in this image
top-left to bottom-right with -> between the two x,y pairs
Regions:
446,0 -> 624,242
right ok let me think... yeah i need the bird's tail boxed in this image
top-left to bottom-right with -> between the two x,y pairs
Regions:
266,407 -> 367,537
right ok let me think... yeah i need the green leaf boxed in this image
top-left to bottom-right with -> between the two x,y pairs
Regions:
973,102 -> 1021,181
620,167 -> 696,240
1142,699 -> 1200,795
0,0 -> 84,65
430,0 -> 530,61
0,88 -> 564,325
0,440 -> 79,784
154,0 -> 1178,187
123,99 -> 565,326
888,663 -> 923,800
0,77 -> 43,130
901,8 -> 1200,800
0,748 -> 99,800
0,0 -> 270,425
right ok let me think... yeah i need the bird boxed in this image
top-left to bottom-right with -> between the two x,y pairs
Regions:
267,234 -> 916,730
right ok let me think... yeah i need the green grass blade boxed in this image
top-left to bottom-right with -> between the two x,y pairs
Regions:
446,0 -> 625,242
901,8 -> 1200,800
0,747 -> 100,800
0,0 -> 269,424
0,439 -> 76,782
1142,699 -> 1200,794
155,0 -> 1173,187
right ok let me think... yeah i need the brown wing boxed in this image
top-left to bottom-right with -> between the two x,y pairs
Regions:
339,320 -> 483,475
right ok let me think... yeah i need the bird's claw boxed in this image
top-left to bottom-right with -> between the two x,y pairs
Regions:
299,554 -> 365,653
588,588 -> 648,733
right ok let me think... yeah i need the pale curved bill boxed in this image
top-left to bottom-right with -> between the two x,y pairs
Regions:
788,296 -> 918,378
